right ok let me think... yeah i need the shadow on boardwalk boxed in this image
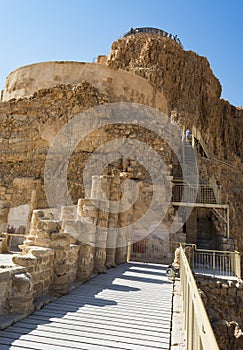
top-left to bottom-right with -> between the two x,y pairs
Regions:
0,262 -> 173,350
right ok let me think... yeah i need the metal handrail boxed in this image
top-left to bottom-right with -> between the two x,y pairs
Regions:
179,246 -> 219,350
191,246 -> 241,278
128,239 -> 241,278
128,239 -> 183,264
6,233 -> 25,251
172,183 -> 217,204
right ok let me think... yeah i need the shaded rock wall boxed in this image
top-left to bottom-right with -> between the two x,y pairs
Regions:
196,275 -> 243,350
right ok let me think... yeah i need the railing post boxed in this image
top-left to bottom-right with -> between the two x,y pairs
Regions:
127,240 -> 132,262
213,251 -> 216,271
234,251 -> 241,278
226,205 -> 230,239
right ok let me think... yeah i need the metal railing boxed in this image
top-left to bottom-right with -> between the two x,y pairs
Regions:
128,239 -> 241,279
179,246 -> 220,350
128,239 -> 181,264
123,27 -> 183,48
6,233 -> 25,252
191,246 -> 241,278
172,184 -> 217,204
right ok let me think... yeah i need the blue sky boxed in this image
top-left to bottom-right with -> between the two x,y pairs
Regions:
0,0 -> 242,106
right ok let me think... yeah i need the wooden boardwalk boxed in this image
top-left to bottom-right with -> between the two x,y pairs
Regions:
0,262 -> 173,350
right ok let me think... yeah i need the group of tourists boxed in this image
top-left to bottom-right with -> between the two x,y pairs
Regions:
124,27 -> 183,47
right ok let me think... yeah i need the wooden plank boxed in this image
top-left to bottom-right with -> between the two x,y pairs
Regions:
1,326 -> 170,349
0,263 -> 173,350
22,314 -> 170,335
40,303 -> 171,321
27,309 -> 171,329
0,331 -> 167,350
7,320 -> 170,341
13,318 -> 169,339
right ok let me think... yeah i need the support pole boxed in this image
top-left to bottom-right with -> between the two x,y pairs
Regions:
227,205 -> 230,239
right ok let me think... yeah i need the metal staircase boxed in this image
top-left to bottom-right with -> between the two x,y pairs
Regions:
171,135 -> 230,238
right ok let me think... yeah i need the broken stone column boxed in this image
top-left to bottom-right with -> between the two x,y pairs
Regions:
91,175 -> 112,200
115,173 -> 133,264
9,270 -> 34,314
19,209 -> 79,297
63,212 -> 97,283
106,216 -> 118,268
94,199 -> 109,273
76,198 -> 98,279
105,170 -> 121,268
90,175 -> 112,272
13,247 -> 54,299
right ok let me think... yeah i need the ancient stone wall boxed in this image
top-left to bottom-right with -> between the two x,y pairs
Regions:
196,275 -> 243,349
0,79 -> 173,235
1,62 -> 168,113
0,172 -> 133,319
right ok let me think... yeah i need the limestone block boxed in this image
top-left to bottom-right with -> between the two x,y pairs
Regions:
12,272 -> 32,293
60,205 -> 77,221
94,247 -> 107,274
76,245 -> 95,282
50,233 -> 73,248
96,229 -> 108,242
30,210 -> 45,229
63,220 -> 96,243
105,248 -> 117,268
80,217 -> 97,225
0,233 -> 9,253
39,269 -> 53,281
54,248 -> 66,261
78,243 -> 95,258
37,220 -> 61,233
9,295 -> 34,314
96,241 -> 106,249
77,199 -> 99,218
98,210 -> 109,221
8,271 -> 34,314
52,273 -> 68,284
116,234 -> 128,246
28,246 -> 54,258
115,246 -> 127,265
33,281 -> 45,295
97,219 -> 109,228
80,208 -> 99,218
106,229 -> 118,246
109,192 -> 120,201
0,281 -> 9,298
12,254 -> 37,267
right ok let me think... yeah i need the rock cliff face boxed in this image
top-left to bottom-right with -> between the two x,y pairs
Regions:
107,32 -> 243,260
107,33 -> 243,162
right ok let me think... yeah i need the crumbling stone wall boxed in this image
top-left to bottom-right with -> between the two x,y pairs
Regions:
0,265 -> 33,316
196,275 -> 243,349
0,171 -> 135,318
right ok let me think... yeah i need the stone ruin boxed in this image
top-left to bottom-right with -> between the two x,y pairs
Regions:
0,28 -> 242,345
